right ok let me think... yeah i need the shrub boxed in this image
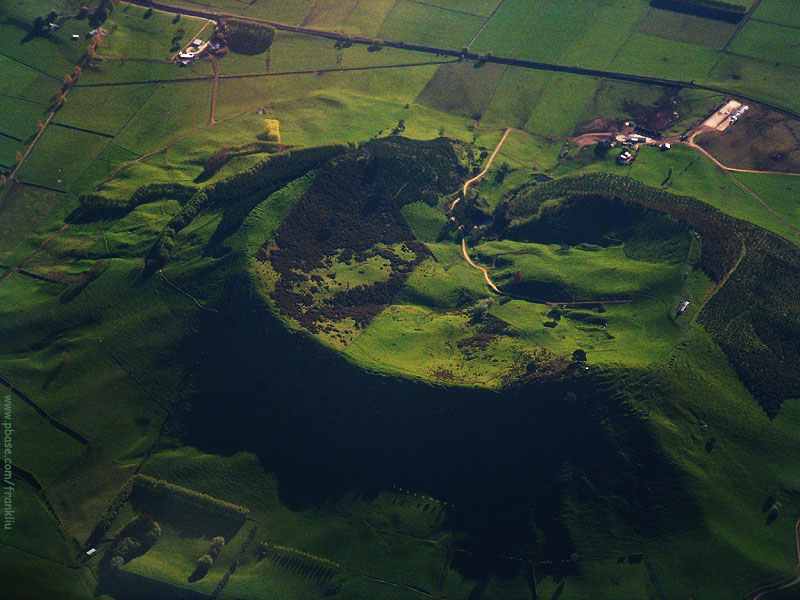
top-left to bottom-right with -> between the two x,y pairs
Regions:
197,554 -> 214,569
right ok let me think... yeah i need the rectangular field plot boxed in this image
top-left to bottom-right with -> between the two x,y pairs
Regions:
558,1 -> 649,70
636,7 -> 738,49
157,0 -> 314,25
469,0 -> 548,55
509,1 -> 601,64
0,96 -> 48,142
54,83 -> 159,136
113,81 -> 211,156
0,8 -> 91,79
378,1 -> 484,48
298,0 -> 396,37
608,33 -> 720,81
480,67 -> 551,128
729,20 -> 800,68
752,0 -> 800,27
16,125 -> 109,190
416,61 -> 505,120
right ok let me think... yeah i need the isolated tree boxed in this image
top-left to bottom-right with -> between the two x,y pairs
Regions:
572,348 -> 587,362
197,554 -> 214,570
74,65 -> 82,77
46,11 -> 58,23
15,151 -> 23,164
33,16 -> 45,31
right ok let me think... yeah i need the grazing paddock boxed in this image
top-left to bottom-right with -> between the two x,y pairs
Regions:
608,33 -> 720,81
752,0 -> 800,27
728,20 -> 800,68
636,7 -> 738,49
416,60 -> 505,120
378,0 -> 484,48
16,126 -> 109,190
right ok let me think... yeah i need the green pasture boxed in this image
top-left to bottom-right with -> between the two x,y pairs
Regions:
416,60 -> 505,120
559,2 -> 650,69
706,53 -> 800,116
0,479 -> 73,564
480,67 -> 551,129
140,448 -> 450,600
752,0 -> 800,27
729,19 -> 800,69
509,1 -> 601,65
378,1 -> 484,48
525,73 -> 597,136
102,3 -> 210,61
55,83 -> 160,135
0,56 -> 58,104
734,172 -> 800,236
0,96 -> 48,141
0,6 -> 90,79
0,548 -> 93,600
0,184 -> 63,260
156,0 -> 314,25
298,0 -> 396,37
113,81 -> 211,155
469,0 -> 545,55
609,33 -> 720,81
16,125 -> 109,190
1,386 -> 87,487
636,6 -> 738,49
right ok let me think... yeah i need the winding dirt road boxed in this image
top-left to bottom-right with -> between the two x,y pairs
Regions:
744,518 -> 800,600
455,128 -> 511,293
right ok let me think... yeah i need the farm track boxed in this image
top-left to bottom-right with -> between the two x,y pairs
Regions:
92,107 -> 251,190
685,142 -> 800,239
119,0 -> 800,121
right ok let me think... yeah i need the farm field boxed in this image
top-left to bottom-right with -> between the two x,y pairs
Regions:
1,1 -> 800,600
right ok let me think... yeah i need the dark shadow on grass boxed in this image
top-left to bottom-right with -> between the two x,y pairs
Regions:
177,271 -> 704,582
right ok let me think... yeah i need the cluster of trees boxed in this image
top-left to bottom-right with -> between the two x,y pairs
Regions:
223,19 -> 276,55
210,526 -> 257,598
107,514 -> 162,570
132,474 -> 250,519
87,475 -> 248,551
263,138 -> 462,333
700,224 -> 800,416
194,536 -> 226,577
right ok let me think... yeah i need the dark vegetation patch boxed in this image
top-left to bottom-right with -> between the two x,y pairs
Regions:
258,137 -> 463,333
637,7 -> 737,48
222,19 -> 276,55
181,287 -> 702,570
621,88 -> 683,133
143,144 -> 349,270
696,106 -> 800,174
650,0 -> 746,23
499,173 -> 800,416
415,61 -> 505,120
